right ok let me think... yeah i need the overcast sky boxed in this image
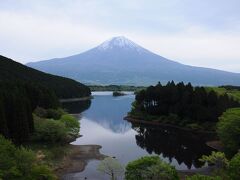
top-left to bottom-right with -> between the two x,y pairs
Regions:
1,0 -> 240,72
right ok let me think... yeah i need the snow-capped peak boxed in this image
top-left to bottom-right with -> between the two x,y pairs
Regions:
97,36 -> 145,53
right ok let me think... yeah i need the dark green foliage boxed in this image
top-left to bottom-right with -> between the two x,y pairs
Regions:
34,107 -> 65,120
60,114 -> 80,138
0,55 -> 91,98
0,135 -> 56,180
125,156 -> 179,180
133,82 -> 239,126
217,108 -> 240,155
0,55 -> 89,144
228,153 -> 240,180
33,115 -> 68,143
113,91 -> 125,96
197,152 -> 240,180
32,110 -> 80,144
0,82 -> 59,144
200,151 -> 228,169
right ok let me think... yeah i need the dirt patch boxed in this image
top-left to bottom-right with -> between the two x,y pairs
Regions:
55,144 -> 106,176
206,140 -> 224,151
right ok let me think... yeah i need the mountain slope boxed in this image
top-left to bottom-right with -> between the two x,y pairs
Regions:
27,36 -> 240,86
0,55 -> 90,98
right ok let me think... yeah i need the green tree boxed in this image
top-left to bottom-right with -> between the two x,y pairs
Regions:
217,108 -> 240,155
125,156 -> 179,180
200,151 -> 228,169
228,153 -> 240,180
60,114 -> 80,138
33,117 -> 68,143
97,157 -> 124,180
0,135 -> 56,180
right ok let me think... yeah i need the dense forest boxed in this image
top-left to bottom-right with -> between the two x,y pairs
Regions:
0,55 -> 91,98
0,55 -> 90,143
132,81 -> 240,127
0,81 -> 59,144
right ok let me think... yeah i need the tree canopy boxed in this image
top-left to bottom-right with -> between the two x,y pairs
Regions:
125,156 -> 179,180
133,82 -> 239,125
217,108 -> 240,155
0,55 -> 91,98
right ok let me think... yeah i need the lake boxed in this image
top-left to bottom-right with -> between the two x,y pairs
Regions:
62,92 -> 214,180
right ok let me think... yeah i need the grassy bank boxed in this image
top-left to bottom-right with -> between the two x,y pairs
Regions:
206,86 -> 240,102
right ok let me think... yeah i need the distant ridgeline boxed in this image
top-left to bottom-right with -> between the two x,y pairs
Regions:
89,84 -> 145,91
131,81 -> 240,130
0,55 -> 90,143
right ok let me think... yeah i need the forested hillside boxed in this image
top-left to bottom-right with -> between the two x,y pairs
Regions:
130,81 -> 240,130
0,55 -> 90,98
0,82 -> 59,144
0,55 -> 90,143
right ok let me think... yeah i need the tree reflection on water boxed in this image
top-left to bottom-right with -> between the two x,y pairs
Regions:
132,123 -> 215,169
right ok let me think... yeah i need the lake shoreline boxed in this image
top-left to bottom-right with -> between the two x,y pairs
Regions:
58,143 -> 215,179
124,116 -> 216,135
60,96 -> 93,103
56,144 -> 106,178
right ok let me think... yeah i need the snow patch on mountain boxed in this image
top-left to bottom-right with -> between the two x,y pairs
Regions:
97,36 -> 146,53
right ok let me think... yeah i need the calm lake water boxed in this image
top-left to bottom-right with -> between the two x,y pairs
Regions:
62,92 -> 214,180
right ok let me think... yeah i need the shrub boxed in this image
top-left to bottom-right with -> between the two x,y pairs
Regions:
186,174 -> 222,180
60,114 -> 80,137
228,153 -> 240,180
46,108 -> 65,120
33,117 -> 68,143
0,135 -> 56,180
200,151 -> 228,169
125,156 -> 179,180
217,108 -> 240,155
34,107 -> 66,120
30,164 -> 57,180
97,157 -> 124,180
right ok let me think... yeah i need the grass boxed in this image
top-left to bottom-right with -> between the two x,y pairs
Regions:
24,142 -> 71,167
205,87 -> 240,102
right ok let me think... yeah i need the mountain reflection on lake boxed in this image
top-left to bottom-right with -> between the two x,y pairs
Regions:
62,92 -> 214,179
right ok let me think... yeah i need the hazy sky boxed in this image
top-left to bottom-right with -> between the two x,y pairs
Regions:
1,0 -> 240,72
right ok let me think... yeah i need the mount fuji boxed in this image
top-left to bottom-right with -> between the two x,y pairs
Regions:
27,36 -> 240,86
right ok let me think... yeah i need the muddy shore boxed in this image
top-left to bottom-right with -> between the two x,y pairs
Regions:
55,144 -> 106,177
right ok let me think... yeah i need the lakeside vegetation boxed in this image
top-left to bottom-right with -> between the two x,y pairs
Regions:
0,55 -> 89,178
125,82 -> 240,179
112,91 -> 126,96
129,81 -> 239,131
1,54 -> 240,179
98,153 -> 240,179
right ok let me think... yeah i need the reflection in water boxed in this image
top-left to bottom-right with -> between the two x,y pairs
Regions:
63,92 -> 215,180
62,100 -> 91,114
132,123 -> 215,169
82,95 -> 132,133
